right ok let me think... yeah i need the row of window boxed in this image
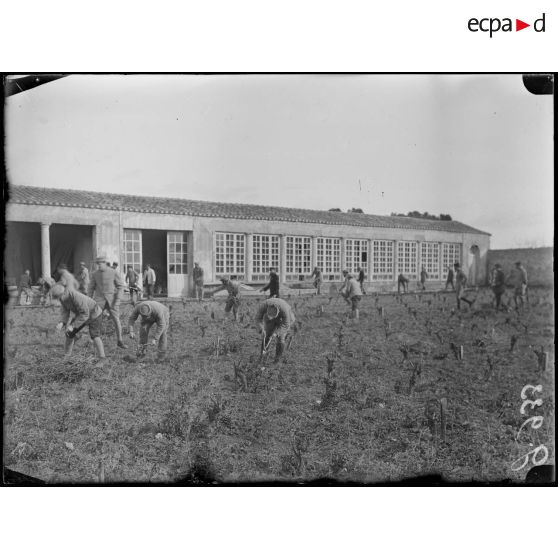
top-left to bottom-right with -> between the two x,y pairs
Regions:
215,233 -> 462,281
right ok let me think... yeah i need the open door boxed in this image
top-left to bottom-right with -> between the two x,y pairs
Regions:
167,231 -> 189,297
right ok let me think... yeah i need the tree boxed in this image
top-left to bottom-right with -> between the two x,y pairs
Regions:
348,208 -> 364,213
328,208 -> 342,212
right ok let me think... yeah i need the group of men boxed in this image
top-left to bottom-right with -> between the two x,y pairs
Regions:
490,261 -> 528,311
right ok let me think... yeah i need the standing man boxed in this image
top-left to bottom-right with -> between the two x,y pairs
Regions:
454,263 -> 474,310
512,261 -> 528,310
17,269 -> 33,305
76,262 -> 90,294
143,263 -> 156,300
51,283 -> 106,364
193,262 -> 205,302
340,270 -> 362,320
210,276 -> 241,321
128,300 -> 169,361
420,266 -> 428,291
126,265 -> 142,305
357,266 -> 366,295
445,265 -> 455,291
491,263 -> 506,311
397,273 -> 409,294
260,267 -> 280,298
88,255 -> 127,348
311,267 -> 323,295
256,297 -> 296,364
57,263 -> 79,290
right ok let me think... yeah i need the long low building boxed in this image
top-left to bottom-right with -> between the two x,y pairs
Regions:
5,185 -> 490,297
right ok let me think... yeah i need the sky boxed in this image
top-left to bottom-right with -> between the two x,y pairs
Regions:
5,74 -> 553,249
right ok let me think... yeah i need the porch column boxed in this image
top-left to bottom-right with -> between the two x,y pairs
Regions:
41,222 -> 51,279
245,233 -> 253,282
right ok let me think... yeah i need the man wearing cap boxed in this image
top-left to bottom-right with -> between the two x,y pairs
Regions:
339,270 -> 362,320
511,261 -> 528,310
454,263 -> 474,310
76,262 -> 90,294
128,300 -> 170,360
260,267 -> 280,298
490,263 -> 506,311
210,277 -> 241,321
193,262 -> 205,302
255,297 -> 296,363
88,256 -> 127,348
51,283 -> 106,363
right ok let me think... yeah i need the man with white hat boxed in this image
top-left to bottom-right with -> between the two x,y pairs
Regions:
51,283 -> 106,363
88,255 -> 127,348
128,300 -> 170,360
255,297 -> 295,363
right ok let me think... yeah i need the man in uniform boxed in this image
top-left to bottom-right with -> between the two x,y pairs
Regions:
445,265 -> 455,291
454,263 -> 474,310
126,265 -> 142,305
512,261 -> 528,310
256,297 -> 295,363
76,262 -> 90,294
193,262 -> 205,302
311,267 -> 323,294
211,276 -> 241,321
420,265 -> 428,291
128,300 -> 170,360
51,283 -> 106,364
490,263 -> 506,311
340,270 -> 362,320
17,269 -> 33,305
88,255 -> 127,348
397,273 -> 409,294
260,267 -> 280,298
357,266 -> 366,295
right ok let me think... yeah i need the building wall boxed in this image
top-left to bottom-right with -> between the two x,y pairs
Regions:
7,202 -> 491,293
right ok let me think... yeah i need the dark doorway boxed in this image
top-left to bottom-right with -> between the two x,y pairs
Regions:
5,222 -> 41,285
142,229 -> 167,295
50,224 -> 94,277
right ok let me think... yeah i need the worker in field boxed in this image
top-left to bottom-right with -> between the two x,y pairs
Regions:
340,270 -> 362,320
397,273 -> 409,294
17,269 -> 33,305
420,265 -> 428,291
311,267 -> 323,294
51,283 -> 106,364
357,266 -> 366,294
490,263 -> 506,311
56,263 -> 80,290
126,265 -> 142,305
511,261 -> 528,310
128,300 -> 170,360
210,276 -> 241,321
260,267 -> 280,298
88,255 -> 127,348
193,262 -> 205,302
76,262 -> 90,294
445,265 -> 455,291
38,276 -> 55,306
143,263 -> 156,300
454,263 -> 474,310
256,297 -> 295,363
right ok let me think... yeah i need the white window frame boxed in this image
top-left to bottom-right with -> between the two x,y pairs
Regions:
345,239 -> 368,275
420,242 -> 440,280
122,229 -> 142,275
168,232 -> 188,275
316,237 -> 341,280
396,241 -> 418,280
252,234 -> 280,280
371,240 -> 395,281
442,243 -> 462,280
215,233 -> 245,279
285,236 -> 311,280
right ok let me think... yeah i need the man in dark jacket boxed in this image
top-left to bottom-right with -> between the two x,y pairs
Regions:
445,265 -> 455,291
357,267 -> 366,295
260,267 -> 280,298
491,263 -> 506,311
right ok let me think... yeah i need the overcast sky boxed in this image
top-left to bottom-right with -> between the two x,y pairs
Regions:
5,74 -> 553,249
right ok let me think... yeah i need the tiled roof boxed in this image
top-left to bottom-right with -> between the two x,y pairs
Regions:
7,185 -> 490,235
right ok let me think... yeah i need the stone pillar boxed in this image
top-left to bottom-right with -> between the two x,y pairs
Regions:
245,233 -> 253,282
311,236 -> 318,272
340,238 -> 346,274
40,222 -> 51,279
279,235 -> 287,284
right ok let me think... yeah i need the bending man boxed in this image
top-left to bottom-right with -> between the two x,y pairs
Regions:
128,300 -> 170,360
256,297 -> 296,363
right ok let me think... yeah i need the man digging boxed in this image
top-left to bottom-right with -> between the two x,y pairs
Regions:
256,297 -> 296,364
128,300 -> 170,361
51,283 -> 107,365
